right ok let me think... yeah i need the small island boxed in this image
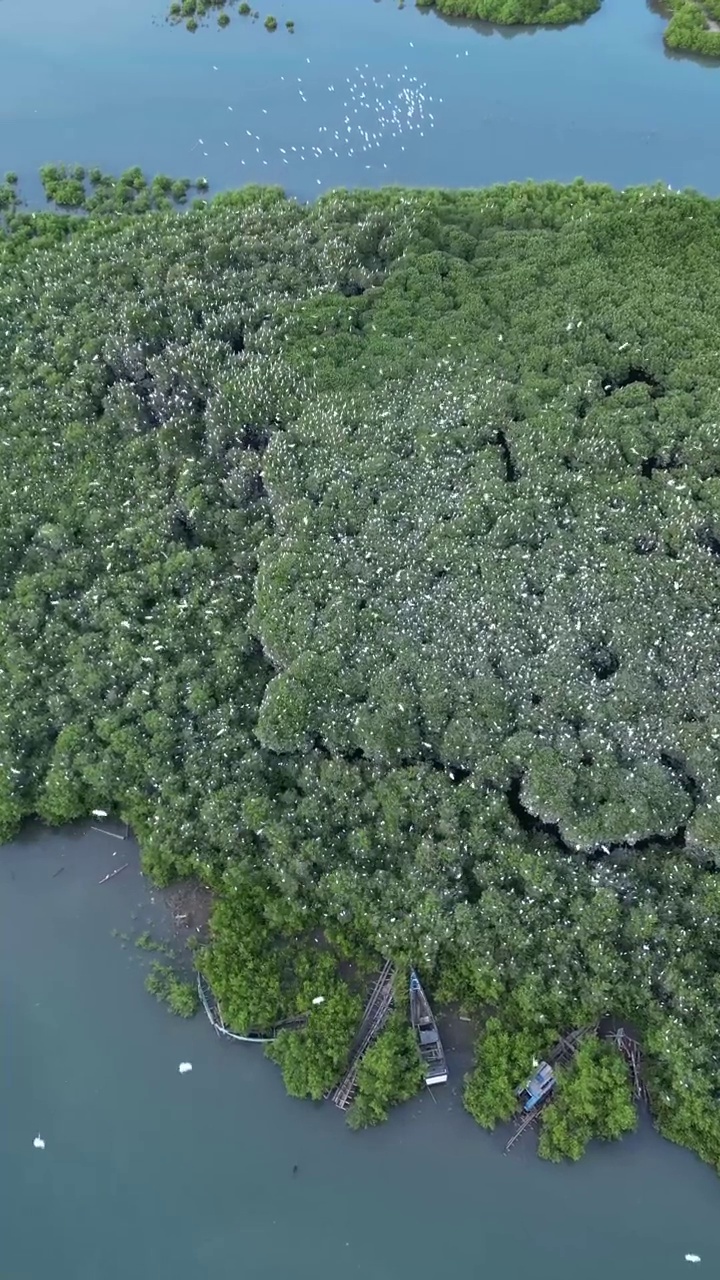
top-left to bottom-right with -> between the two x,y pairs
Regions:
167,0 -> 293,32
663,0 -> 720,56
417,0 -> 720,59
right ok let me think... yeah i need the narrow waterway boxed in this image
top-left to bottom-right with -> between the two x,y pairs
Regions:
2,824 -> 719,1280
2,0 -> 720,201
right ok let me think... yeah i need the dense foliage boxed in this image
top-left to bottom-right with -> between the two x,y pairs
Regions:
464,1026 -> 636,1160
167,0 -> 292,33
663,0 -> 720,57
266,979 -> 362,1100
39,165 -> 208,214
3,179 -> 720,1163
417,0 -> 720,59
349,1012 -> 426,1128
537,1040 -> 637,1161
416,0 -> 600,24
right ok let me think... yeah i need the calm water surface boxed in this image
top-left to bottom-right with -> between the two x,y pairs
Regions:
1,0 -> 720,200
2,825 -> 719,1280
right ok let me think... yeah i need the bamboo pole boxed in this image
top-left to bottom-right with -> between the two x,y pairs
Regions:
98,862 -> 129,884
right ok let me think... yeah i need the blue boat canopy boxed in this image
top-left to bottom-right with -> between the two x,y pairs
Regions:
520,1062 -> 555,1112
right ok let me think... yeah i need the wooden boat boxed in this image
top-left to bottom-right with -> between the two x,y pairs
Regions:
410,969 -> 448,1086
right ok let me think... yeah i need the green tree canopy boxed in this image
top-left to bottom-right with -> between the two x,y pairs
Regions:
3,179 -> 720,1160
538,1039 -> 637,1162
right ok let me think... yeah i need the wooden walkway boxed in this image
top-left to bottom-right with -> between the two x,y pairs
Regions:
329,960 -> 396,1111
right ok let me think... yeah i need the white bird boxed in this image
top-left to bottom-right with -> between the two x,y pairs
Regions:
33,1134 -> 45,1149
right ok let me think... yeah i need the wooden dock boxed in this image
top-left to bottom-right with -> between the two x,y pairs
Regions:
505,1107 -> 540,1153
329,960 -> 396,1111
549,1025 -> 598,1068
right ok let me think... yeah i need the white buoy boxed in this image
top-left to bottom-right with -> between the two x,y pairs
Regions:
178,1062 -> 193,1074
33,1134 -> 45,1149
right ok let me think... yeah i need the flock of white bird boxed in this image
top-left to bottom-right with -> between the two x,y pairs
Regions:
192,52 -> 441,186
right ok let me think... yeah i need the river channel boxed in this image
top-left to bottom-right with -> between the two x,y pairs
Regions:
2,0 -> 720,202
2,824 -> 720,1280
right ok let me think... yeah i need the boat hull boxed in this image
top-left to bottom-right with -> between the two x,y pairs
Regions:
410,969 -> 448,1086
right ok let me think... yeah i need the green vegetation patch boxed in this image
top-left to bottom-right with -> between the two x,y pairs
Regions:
38,165 -> 207,215
464,1024 -> 637,1160
416,0 -> 600,24
168,0 -> 292,30
145,962 -> 199,1017
537,1039 -> 637,1161
663,0 -> 720,57
4,179 -> 720,1162
349,1013 -> 426,1128
254,185 -> 720,855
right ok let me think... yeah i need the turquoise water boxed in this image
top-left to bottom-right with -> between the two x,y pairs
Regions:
2,825 -> 720,1280
1,0 -> 720,201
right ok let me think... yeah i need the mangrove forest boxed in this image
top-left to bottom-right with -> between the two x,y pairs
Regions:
2,177 -> 720,1161
418,0 -> 720,59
